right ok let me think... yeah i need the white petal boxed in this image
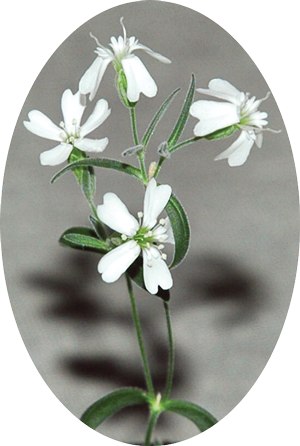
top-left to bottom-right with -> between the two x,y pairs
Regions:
23,110 -> 62,141
121,55 -> 157,102
76,137 -> 108,153
79,56 -> 111,101
190,101 -> 240,136
214,131 -> 255,167
80,99 -> 111,137
132,42 -> 171,64
255,132 -> 263,148
143,250 -> 173,295
143,178 -> 172,229
197,79 -> 244,105
98,241 -> 141,283
40,143 -> 73,166
97,193 -> 139,236
61,89 -> 85,129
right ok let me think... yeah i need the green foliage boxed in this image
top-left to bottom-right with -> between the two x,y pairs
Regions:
51,157 -> 143,184
142,88 -> 180,148
81,387 -> 148,429
166,193 -> 190,269
167,75 -> 195,149
69,147 -> 96,203
163,399 -> 218,432
59,227 -> 108,254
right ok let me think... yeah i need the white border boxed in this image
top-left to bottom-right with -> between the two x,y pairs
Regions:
1,1 -> 299,445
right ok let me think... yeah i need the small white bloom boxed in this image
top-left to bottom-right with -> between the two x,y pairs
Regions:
24,89 -> 111,166
97,178 -> 174,295
190,78 -> 277,166
79,17 -> 171,103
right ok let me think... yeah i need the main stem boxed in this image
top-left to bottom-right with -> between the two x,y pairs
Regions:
125,274 -> 155,399
145,411 -> 160,446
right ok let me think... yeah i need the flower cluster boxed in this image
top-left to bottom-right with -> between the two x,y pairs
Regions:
23,18 -> 278,296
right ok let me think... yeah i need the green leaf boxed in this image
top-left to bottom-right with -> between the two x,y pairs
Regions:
51,158 -> 143,185
165,193 -> 190,269
163,399 -> 218,432
167,75 -> 196,149
59,227 -> 108,254
142,88 -> 181,148
205,125 -> 236,140
127,257 -> 170,302
69,148 -> 96,202
89,215 -> 107,241
81,387 -> 148,429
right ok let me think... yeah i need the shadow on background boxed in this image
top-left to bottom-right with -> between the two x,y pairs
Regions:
184,253 -> 268,326
25,249 -> 268,439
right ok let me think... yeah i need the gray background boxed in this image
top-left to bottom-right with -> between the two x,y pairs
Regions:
1,1 -> 299,444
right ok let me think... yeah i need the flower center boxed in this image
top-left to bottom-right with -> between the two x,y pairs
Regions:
59,119 -> 81,145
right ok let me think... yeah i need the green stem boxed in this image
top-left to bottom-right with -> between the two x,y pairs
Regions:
125,274 -> 155,399
162,302 -> 175,401
145,411 -> 160,446
130,106 -> 139,146
169,136 -> 203,154
129,107 -> 148,182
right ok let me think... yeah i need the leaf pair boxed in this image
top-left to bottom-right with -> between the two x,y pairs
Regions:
80,387 -> 217,438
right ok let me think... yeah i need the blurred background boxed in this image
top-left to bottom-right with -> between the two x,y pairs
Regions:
1,1 -> 299,444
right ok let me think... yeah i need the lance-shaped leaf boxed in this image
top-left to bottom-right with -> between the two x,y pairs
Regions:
59,227 -> 108,254
163,399 -> 218,432
167,75 -> 195,149
127,257 -> 170,302
89,215 -> 107,241
51,158 -> 143,184
69,147 -> 96,203
142,88 -> 180,148
81,387 -> 148,429
165,193 -> 190,269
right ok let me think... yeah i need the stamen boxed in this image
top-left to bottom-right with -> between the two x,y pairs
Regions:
72,119 -> 77,125
147,261 -> 153,267
159,218 -> 165,226
89,32 -> 102,48
147,231 -> 153,237
161,253 -> 167,260
120,17 -> 127,42
158,244 -> 165,250
137,211 -> 143,219
59,121 -> 65,128
121,234 -> 127,241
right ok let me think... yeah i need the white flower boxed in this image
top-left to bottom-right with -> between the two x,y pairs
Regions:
24,89 -> 111,166
97,178 -> 174,295
190,78 -> 275,166
79,17 -> 171,103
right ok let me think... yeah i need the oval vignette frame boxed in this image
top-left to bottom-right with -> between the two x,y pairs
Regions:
0,0 -> 300,444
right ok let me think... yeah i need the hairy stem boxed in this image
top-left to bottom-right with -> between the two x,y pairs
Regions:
145,411 -> 160,446
126,274 -> 155,399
